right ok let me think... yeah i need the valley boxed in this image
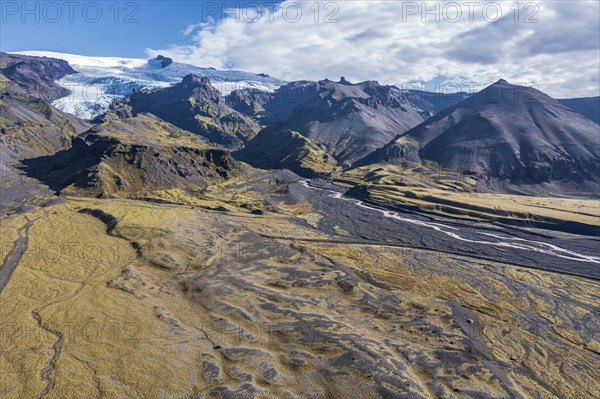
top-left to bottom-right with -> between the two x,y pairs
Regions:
1,51 -> 599,398
1,178 -> 599,399
297,179 -> 600,279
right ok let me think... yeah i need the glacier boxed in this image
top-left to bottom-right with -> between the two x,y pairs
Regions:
14,51 -> 284,120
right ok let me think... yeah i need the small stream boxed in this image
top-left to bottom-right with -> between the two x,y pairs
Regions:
0,212 -> 49,294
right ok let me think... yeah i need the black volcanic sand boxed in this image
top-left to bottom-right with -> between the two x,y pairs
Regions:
293,181 -> 600,280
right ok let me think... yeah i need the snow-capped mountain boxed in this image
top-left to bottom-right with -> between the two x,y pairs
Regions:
14,51 -> 284,119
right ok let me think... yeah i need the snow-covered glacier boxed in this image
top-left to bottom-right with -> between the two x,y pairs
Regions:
15,51 -> 284,120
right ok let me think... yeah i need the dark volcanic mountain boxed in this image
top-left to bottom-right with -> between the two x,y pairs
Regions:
124,74 -> 260,148
0,86 -> 89,213
357,80 -> 600,195
0,52 -> 76,102
228,79 -> 426,164
226,88 -> 275,125
558,96 -> 600,124
405,90 -> 471,117
22,115 -> 240,197
0,93 -> 88,161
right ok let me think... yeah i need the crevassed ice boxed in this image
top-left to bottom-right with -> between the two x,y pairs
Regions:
14,51 -> 284,120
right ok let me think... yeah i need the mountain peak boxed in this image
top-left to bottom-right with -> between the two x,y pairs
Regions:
147,54 -> 174,69
357,81 -> 600,193
156,55 -> 173,67
484,79 -> 513,93
181,74 -> 211,86
126,74 -> 260,148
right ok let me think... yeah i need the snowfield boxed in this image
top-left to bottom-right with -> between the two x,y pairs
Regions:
15,51 -> 283,119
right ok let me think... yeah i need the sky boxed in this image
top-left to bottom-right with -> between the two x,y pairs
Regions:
1,0 -> 599,97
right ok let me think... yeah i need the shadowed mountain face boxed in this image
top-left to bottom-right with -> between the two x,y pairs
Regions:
226,88 -> 276,125
0,55 -> 86,144
125,74 -> 260,148
234,126 -> 337,178
559,96 -> 600,124
356,80 -> 600,195
0,93 -> 88,161
0,86 -> 89,213
405,90 -> 471,117
0,52 -> 76,102
22,115 -> 240,197
228,79 -> 426,164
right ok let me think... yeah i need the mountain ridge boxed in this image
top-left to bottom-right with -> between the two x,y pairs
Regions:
22,114 -> 240,197
123,74 -> 261,148
355,79 -> 600,195
0,52 -> 77,101
228,78 -> 428,164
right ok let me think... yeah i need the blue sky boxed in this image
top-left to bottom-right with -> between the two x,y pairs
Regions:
1,1 -> 280,57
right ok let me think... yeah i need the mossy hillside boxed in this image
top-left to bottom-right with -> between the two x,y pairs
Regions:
340,164 -> 600,231
0,93 -> 89,159
22,115 -> 242,198
235,128 -> 337,178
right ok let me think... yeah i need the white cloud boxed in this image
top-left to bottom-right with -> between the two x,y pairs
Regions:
182,17 -> 218,36
148,0 -> 600,98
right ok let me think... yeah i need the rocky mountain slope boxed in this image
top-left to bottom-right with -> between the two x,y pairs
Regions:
22,115 -> 241,197
227,85 -> 472,125
228,79 -> 427,164
0,93 -> 86,160
226,88 -> 276,125
235,126 -> 337,177
0,61 -> 89,165
0,74 -> 89,214
356,80 -> 600,195
119,75 -> 260,148
558,96 -> 600,124
0,52 -> 76,102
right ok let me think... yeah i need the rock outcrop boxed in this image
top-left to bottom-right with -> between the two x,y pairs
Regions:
22,115 -> 240,197
125,75 -> 260,148
0,52 -> 76,101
